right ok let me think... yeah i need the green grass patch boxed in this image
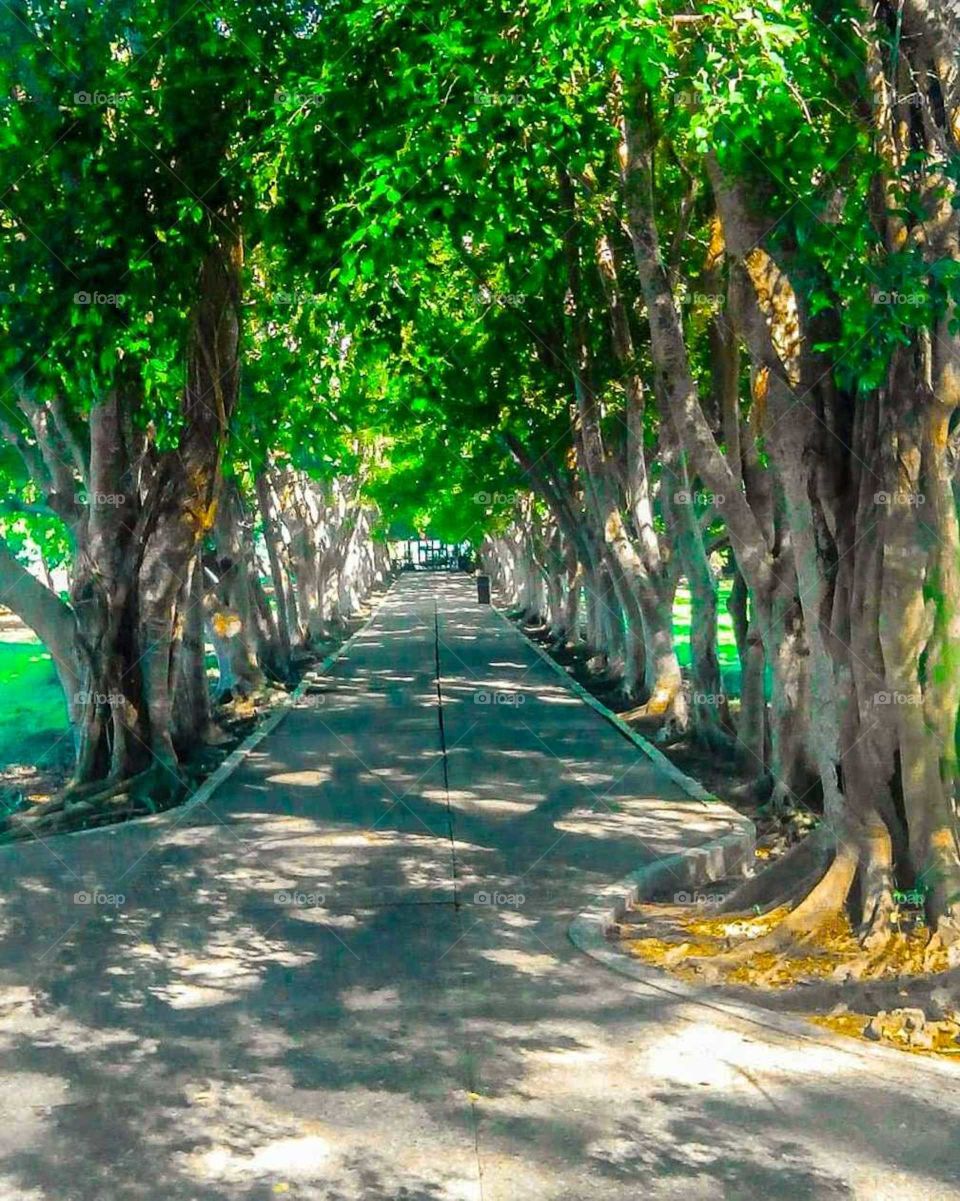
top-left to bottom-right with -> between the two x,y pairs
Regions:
672,580 -> 742,698
0,635 -> 70,771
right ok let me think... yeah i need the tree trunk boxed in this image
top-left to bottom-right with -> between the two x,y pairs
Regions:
728,569 -> 768,776
172,551 -> 219,754
256,469 -> 293,670
208,480 -> 268,697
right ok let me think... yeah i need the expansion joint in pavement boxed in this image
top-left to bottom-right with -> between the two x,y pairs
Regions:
434,599 -> 462,911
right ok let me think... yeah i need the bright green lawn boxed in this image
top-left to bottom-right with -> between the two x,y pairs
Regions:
672,580 -> 742,698
0,636 -> 70,771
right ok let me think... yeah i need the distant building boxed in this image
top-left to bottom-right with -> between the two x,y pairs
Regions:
389,538 -> 471,570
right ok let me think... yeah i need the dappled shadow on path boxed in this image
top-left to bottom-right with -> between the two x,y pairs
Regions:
0,575 -> 954,1199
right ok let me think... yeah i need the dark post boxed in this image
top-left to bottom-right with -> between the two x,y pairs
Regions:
476,574 -> 491,604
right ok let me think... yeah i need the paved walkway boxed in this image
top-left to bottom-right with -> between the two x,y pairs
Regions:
0,574 -> 958,1200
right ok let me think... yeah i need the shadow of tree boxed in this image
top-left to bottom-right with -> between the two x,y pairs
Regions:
0,576 -> 952,1199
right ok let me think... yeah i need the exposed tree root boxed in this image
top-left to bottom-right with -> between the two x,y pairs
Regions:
923,931 -> 960,972
64,770 -> 154,806
690,723 -> 742,759
618,683 -> 689,740
624,822 -> 960,995
855,819 -> 897,951
619,690 -> 674,722
684,845 -> 859,968
837,937 -> 913,982
716,824 -> 833,915
0,766 -> 186,842
931,908 -> 960,959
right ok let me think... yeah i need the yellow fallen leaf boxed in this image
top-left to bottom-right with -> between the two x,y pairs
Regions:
212,610 -> 243,638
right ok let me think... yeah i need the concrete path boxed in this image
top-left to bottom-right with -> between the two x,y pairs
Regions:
0,574 -> 958,1200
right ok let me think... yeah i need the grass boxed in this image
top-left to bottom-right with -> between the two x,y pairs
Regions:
0,634 -> 70,772
672,580 -> 743,698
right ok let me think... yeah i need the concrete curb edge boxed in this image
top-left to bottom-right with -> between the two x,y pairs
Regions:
1,580 -> 396,849
153,578 -> 397,826
488,604 -> 720,806
488,598 -> 960,1076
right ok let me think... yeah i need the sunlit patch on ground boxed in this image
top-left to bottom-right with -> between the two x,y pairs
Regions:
266,768 -> 334,787
479,948 -> 558,974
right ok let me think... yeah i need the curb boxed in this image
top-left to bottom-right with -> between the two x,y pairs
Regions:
568,839 -> 960,1078
569,825 -> 756,949
1,580 -> 396,850
491,600 -> 960,1076
145,578 -> 397,828
488,604 -> 719,806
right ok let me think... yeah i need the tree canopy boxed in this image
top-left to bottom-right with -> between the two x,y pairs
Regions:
2,0 -> 960,955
